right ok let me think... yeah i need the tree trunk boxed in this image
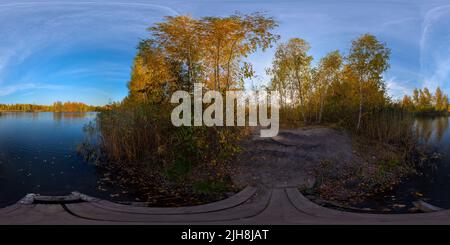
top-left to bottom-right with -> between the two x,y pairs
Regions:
226,40 -> 237,89
318,97 -> 324,124
295,71 -> 307,123
215,40 -> 221,91
357,81 -> 363,130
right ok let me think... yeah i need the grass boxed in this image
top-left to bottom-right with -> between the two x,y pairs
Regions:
193,179 -> 230,195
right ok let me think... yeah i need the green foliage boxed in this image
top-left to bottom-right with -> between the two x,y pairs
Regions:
165,156 -> 193,182
193,179 -> 229,195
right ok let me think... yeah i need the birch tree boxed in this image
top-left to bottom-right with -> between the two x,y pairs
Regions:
314,50 -> 343,123
269,38 -> 313,123
347,34 -> 390,130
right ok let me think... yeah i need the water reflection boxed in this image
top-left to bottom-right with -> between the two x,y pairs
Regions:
392,115 -> 450,209
0,112 -> 130,207
414,116 -> 449,144
436,116 -> 449,141
53,112 -> 89,121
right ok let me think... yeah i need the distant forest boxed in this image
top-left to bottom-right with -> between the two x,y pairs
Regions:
0,101 -> 104,112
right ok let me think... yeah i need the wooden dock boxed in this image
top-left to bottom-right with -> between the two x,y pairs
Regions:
2,186 -> 450,224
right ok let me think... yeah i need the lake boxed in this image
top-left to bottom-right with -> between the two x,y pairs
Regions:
400,116 -> 450,208
359,116 -> 450,212
0,112 -> 133,207
2,112 -> 450,211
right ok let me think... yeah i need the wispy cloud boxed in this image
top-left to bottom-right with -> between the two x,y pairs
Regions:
0,83 -> 66,97
0,1 -> 180,104
0,1 -> 179,79
419,4 -> 450,62
386,76 -> 412,99
1,0 -> 450,104
419,4 -> 450,91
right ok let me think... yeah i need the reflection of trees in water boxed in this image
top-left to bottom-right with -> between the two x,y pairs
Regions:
436,116 -> 449,141
415,118 -> 433,143
0,157 -> 3,179
31,112 -> 39,120
1,111 -> 91,122
415,116 -> 449,143
53,112 -> 87,121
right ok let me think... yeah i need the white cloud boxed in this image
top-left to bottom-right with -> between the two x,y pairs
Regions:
0,83 -> 66,97
0,1 -> 179,84
386,76 -> 412,99
419,4 -> 450,91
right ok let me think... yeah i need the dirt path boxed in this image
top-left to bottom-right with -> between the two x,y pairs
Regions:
232,127 -> 360,189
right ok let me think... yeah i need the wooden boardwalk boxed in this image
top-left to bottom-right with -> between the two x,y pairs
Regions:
1,186 -> 450,224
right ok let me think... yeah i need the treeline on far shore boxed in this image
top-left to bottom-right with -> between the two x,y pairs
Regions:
0,101 -> 106,112
402,87 -> 450,116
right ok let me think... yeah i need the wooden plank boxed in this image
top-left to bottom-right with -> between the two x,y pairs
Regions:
64,189 -> 271,224
73,186 -> 257,215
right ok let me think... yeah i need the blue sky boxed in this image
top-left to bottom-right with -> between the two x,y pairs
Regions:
0,0 -> 450,105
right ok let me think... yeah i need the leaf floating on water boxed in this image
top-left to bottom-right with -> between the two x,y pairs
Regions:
393,204 -> 406,208
414,192 -> 423,197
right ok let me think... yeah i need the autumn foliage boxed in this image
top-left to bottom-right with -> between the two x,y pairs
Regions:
89,13 -> 278,203
402,87 -> 449,114
0,101 -> 100,112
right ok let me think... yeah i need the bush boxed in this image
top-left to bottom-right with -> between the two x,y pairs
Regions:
80,98 -> 247,204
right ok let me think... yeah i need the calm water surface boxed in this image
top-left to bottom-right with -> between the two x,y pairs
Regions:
0,112 -> 132,207
3,112 -> 450,211
402,116 -> 450,207
360,116 -> 450,212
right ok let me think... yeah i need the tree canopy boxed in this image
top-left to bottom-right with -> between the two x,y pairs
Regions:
268,34 -> 392,128
127,13 -> 279,104
402,87 -> 449,113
